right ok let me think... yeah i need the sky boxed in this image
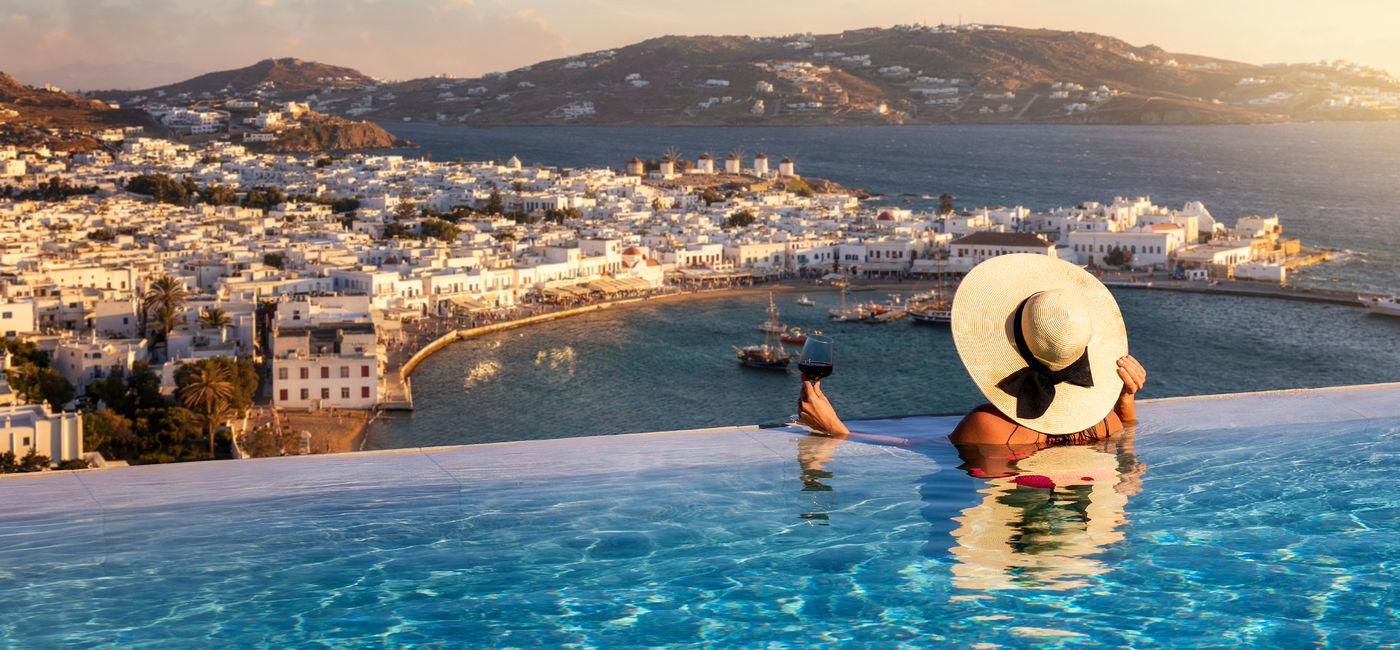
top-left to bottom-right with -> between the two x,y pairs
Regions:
4,0 -> 1398,89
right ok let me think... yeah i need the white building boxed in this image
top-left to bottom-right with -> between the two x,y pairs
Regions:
271,321 -> 380,410
0,403 -> 84,464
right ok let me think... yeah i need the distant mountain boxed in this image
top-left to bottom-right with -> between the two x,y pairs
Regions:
298,25 -> 1396,126
100,58 -> 378,102
13,60 -> 201,93
86,26 -> 1400,128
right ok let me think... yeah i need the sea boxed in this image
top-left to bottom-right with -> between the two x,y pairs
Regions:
362,122 -> 1400,448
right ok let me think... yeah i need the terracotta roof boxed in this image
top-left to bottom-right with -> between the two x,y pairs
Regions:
949,231 -> 1052,247
1149,224 -> 1179,231
622,246 -> 643,256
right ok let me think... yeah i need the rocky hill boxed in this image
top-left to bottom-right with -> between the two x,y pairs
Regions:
295,25 -> 1396,126
246,113 -> 410,153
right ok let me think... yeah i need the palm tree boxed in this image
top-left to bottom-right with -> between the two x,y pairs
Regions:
143,276 -> 188,358
199,308 -> 232,330
177,359 -> 234,456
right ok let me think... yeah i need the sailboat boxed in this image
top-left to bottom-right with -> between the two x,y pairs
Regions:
828,286 -> 863,321
909,253 -> 952,324
736,295 -> 793,369
758,293 -> 787,333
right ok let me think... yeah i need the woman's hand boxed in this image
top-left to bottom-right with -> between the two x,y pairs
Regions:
798,379 -> 851,436
1114,355 -> 1146,424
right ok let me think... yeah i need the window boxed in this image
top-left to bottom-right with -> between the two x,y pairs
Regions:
300,389 -> 308,400
321,388 -> 330,399
279,389 -> 288,402
362,386 -> 371,398
300,367 -> 309,380
340,366 -> 350,378
278,367 -> 288,380
341,387 -> 350,399
361,365 -> 370,377
320,367 -> 330,379
1,311 -> 9,318
22,436 -> 30,446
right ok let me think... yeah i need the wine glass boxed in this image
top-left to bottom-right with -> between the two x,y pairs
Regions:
798,334 -> 834,383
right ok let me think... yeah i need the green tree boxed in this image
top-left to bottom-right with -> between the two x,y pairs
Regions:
88,362 -> 166,418
1104,246 -> 1133,268
380,222 -> 412,240
939,193 -> 956,215
198,184 -> 238,206
700,188 -> 723,205
7,365 -> 75,410
420,218 -> 460,242
142,276 -> 188,357
486,189 -> 504,215
263,252 -> 286,269
199,308 -> 232,330
175,357 -> 258,418
242,186 -> 285,211
83,409 -> 135,457
175,358 -> 235,456
125,174 -> 191,206
19,447 -> 50,472
724,210 -> 756,229
394,188 -> 417,222
330,198 -> 360,213
0,337 -> 50,367
87,228 -> 116,242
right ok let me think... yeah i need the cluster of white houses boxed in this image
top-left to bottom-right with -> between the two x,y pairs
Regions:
0,139 -> 1306,463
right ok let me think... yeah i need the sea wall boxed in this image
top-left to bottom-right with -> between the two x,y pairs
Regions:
399,299 -> 645,378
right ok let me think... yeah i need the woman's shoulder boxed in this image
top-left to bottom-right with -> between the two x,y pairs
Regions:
949,404 -> 1020,444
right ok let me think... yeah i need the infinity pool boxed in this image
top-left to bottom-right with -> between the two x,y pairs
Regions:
3,385 -> 1398,647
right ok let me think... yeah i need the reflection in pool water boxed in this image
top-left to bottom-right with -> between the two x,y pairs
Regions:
3,389 -> 1399,646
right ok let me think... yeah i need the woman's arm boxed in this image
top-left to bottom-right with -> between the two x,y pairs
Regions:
798,379 -> 851,436
1114,355 -> 1147,424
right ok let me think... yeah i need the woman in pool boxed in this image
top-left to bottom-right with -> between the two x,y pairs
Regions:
798,254 -> 1146,443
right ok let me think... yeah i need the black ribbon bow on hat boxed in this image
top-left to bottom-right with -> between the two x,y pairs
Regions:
995,296 -> 1093,420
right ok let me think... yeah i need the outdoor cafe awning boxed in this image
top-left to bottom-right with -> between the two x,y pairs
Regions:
449,296 -> 488,311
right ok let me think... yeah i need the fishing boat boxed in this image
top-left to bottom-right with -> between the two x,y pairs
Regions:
1360,294 -> 1400,317
737,298 -> 793,369
758,294 -> 787,333
780,327 -> 809,344
796,295 -> 815,306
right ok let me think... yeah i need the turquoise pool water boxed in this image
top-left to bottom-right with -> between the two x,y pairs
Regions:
3,386 -> 1399,647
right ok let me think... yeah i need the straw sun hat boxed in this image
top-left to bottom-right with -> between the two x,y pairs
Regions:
951,254 -> 1128,434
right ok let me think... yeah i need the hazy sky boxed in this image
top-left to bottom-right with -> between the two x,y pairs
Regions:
4,0 -> 1398,88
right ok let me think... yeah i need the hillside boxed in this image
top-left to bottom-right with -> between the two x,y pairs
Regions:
99,58 -> 378,102
293,25 -> 1397,126
0,72 -> 149,150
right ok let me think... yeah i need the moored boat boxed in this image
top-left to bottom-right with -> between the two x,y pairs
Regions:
1360,294 -> 1400,317
910,254 -> 954,325
796,295 -> 815,306
739,295 -> 793,369
735,343 -> 792,369
780,328 -> 809,344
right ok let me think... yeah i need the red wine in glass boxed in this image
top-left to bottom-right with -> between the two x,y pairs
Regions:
799,335 -> 834,381
798,360 -> 833,380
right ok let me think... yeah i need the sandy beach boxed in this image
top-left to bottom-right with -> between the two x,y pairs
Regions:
240,408 -> 373,456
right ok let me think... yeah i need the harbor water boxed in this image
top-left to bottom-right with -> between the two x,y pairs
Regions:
363,123 -> 1400,448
